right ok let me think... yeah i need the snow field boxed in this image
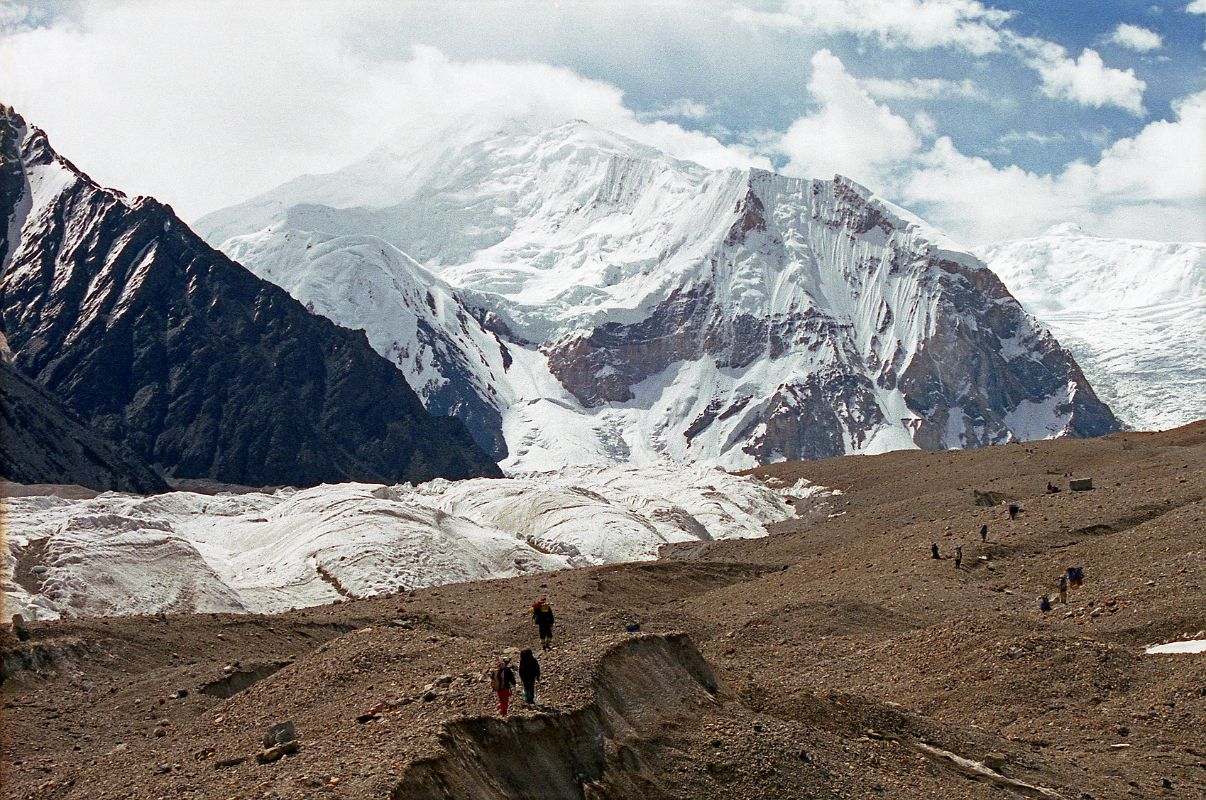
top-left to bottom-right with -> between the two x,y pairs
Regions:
1145,639 -> 1206,655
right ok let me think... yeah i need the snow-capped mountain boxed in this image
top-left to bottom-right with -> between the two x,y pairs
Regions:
0,106 -> 499,486
199,120 -> 1119,471
975,225 -> 1205,432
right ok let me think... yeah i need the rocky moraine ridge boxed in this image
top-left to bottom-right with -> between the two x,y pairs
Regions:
0,106 -> 499,488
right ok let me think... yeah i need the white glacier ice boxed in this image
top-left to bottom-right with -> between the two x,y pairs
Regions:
976,226 -> 1205,431
2,465 -> 814,620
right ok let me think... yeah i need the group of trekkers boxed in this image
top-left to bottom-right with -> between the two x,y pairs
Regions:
486,596 -> 556,716
928,487 -> 1088,615
1040,566 -> 1085,612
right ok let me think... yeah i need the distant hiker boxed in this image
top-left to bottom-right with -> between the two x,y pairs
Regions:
532,597 -> 555,650
1008,503 -> 1021,520
1039,595 -> 1052,613
1057,574 -> 1068,604
954,545 -> 963,570
931,542 -> 941,560
979,524 -> 988,543
1068,566 -> 1084,588
488,658 -> 517,716
518,648 -> 541,705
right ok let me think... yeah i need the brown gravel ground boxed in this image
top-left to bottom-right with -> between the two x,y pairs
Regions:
1,422 -> 1203,799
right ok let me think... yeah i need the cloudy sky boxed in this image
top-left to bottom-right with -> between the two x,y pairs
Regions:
2,0 -> 1204,244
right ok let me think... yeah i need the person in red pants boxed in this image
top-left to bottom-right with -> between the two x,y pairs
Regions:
488,658 -> 517,716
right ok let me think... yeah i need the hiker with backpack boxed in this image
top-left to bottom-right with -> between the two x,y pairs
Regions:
518,648 -> 541,705
532,597 -> 555,650
1058,574 -> 1068,604
1008,503 -> 1021,520
979,524 -> 988,543
931,542 -> 941,560
487,658 -> 517,716
954,545 -> 963,570
1039,595 -> 1052,613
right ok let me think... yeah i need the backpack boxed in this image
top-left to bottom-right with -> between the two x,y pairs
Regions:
489,669 -> 502,691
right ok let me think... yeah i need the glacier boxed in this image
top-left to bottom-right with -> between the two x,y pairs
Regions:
976,224 -> 1205,432
2,465 -> 805,620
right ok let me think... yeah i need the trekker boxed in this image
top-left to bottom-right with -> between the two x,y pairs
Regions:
1039,595 -> 1052,613
1008,503 -> 1021,520
954,545 -> 963,570
1069,566 -> 1084,588
518,648 -> 541,705
488,658 -> 517,716
1046,482 -> 1061,494
979,524 -> 988,543
532,597 -> 555,650
931,542 -> 941,560
1057,574 -> 1068,604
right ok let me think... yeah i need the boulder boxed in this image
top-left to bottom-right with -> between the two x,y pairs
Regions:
262,720 -> 296,749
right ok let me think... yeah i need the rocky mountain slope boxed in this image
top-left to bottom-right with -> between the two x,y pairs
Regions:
0,333 -> 166,493
3,423 -> 1202,799
975,224 -> 1205,432
199,121 -> 1119,471
0,107 -> 499,487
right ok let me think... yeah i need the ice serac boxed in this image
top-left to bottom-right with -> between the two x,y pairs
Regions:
975,226 -> 1205,432
0,106 -> 500,486
199,120 -> 1119,470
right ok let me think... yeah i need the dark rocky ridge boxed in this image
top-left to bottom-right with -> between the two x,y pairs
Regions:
0,107 -> 500,486
0,339 -> 167,493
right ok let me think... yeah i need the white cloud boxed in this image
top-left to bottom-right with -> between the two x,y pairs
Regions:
1021,42 -> 1147,115
2,0 -> 1199,246
725,5 -> 806,30
0,0 -> 764,220
912,111 -> 938,137
861,76 -> 984,99
1108,23 -> 1163,52
643,98 -> 712,120
777,50 -> 921,185
997,130 -> 1067,146
1186,1 -> 1206,13
732,2 -> 1149,113
902,91 -> 1206,243
730,0 -> 1011,54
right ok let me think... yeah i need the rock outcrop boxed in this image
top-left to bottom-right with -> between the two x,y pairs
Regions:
0,351 -> 167,493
